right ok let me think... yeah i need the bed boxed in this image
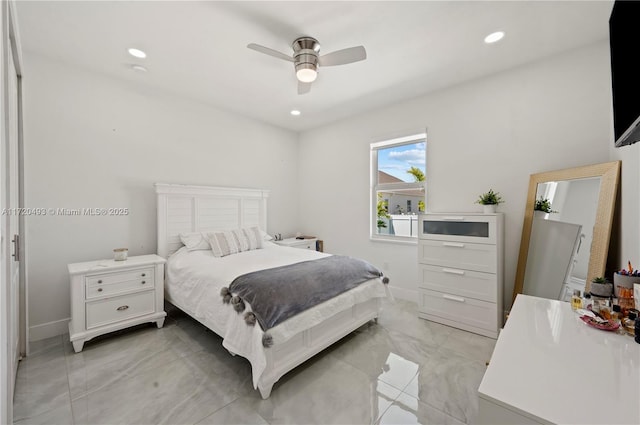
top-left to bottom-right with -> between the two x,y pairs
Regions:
155,183 -> 389,399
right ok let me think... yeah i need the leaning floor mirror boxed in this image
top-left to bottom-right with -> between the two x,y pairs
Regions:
513,161 -> 621,303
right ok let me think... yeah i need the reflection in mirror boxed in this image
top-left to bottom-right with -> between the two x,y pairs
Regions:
513,161 -> 620,304
522,177 -> 600,301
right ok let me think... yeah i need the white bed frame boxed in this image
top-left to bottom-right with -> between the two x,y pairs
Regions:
155,183 -> 380,398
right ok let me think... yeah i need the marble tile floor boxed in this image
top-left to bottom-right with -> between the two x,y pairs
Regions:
13,300 -> 496,425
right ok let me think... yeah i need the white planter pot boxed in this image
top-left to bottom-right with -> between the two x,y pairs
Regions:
534,210 -> 546,218
483,204 -> 497,214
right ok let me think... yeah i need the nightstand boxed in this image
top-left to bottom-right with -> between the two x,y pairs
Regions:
68,254 -> 167,353
274,237 -> 318,251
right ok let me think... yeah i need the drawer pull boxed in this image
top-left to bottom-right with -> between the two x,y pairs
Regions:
98,280 -> 103,284
442,268 -> 465,275
141,281 -> 146,284
141,273 -> 146,277
116,305 -> 129,311
97,288 -> 103,292
443,242 -> 465,248
443,294 -> 466,303
443,216 -> 465,221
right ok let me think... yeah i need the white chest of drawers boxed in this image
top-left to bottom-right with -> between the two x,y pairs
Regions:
68,254 -> 166,352
418,213 -> 503,338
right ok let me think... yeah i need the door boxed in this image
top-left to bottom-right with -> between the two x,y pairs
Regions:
1,1 -> 22,422
7,25 -> 20,383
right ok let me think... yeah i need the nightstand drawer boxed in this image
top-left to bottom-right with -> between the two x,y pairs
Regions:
419,264 -> 497,302
86,290 -> 155,329
86,268 -> 154,287
85,269 -> 154,300
419,240 -> 496,273
297,241 -> 316,250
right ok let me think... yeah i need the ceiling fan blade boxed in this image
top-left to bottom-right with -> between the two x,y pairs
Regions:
318,46 -> 366,67
247,43 -> 294,62
298,81 -> 312,95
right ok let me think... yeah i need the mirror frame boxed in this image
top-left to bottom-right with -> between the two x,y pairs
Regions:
512,161 -> 621,303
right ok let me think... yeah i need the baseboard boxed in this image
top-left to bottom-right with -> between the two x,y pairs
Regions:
29,318 -> 70,342
387,285 -> 418,302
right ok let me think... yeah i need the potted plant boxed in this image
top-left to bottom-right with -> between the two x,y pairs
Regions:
475,189 -> 503,213
590,276 -> 613,297
534,197 -> 557,217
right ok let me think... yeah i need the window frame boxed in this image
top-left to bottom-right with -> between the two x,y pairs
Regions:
370,132 -> 427,243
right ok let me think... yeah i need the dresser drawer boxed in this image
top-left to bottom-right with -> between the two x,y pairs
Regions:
86,290 -> 155,329
419,240 -> 496,273
419,214 -> 497,244
419,288 -> 497,332
419,264 -> 497,302
85,269 -> 154,300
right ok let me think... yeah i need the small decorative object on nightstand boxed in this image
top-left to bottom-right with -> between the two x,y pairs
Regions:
68,254 -> 166,353
274,236 -> 318,251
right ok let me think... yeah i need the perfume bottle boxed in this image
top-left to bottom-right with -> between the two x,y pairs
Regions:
612,304 -> 622,323
582,293 -> 592,310
571,289 -> 582,311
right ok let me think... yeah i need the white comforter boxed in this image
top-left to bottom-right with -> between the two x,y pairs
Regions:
165,242 -> 387,388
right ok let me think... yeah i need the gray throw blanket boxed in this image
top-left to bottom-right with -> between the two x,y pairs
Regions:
220,255 -> 387,346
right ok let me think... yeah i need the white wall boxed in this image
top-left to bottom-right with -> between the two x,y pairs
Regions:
298,42 -> 613,309
23,54 -> 299,340
609,139 -> 640,273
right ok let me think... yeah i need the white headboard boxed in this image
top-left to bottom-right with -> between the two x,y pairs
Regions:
155,183 -> 270,258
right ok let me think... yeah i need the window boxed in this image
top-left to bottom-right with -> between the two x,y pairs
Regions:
371,133 -> 426,240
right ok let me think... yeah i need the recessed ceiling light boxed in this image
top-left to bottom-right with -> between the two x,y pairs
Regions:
484,31 -> 505,44
131,65 -> 148,73
290,110 -> 301,116
128,48 -> 147,58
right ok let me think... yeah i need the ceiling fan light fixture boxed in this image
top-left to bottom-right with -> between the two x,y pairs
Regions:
247,35 -> 366,93
296,66 -> 317,83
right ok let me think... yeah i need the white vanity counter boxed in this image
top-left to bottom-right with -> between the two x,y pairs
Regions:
478,294 -> 640,425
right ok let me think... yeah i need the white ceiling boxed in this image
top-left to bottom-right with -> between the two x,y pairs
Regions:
15,1 -> 614,132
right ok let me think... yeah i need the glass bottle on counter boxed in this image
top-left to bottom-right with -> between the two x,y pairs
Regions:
582,293 -> 592,310
611,305 -> 623,333
599,299 -> 612,320
623,310 -> 637,336
571,290 -> 582,311
612,304 -> 622,322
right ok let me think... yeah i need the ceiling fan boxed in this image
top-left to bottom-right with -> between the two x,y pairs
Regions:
247,36 -> 367,95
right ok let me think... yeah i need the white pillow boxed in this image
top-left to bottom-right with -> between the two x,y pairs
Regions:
260,229 -> 274,241
206,227 -> 263,257
179,233 -> 211,251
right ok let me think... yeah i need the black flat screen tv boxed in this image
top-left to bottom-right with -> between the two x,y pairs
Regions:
610,1 -> 640,147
